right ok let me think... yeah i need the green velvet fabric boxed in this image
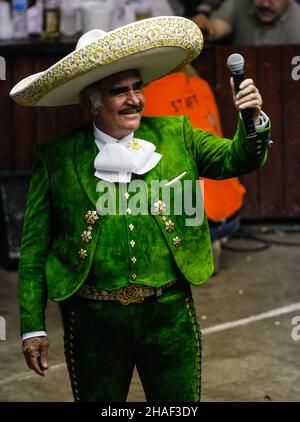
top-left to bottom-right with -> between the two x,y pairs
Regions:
18,116 -> 270,334
60,282 -> 201,402
88,178 -> 179,290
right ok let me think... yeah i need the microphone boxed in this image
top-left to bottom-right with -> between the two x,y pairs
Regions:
227,53 -> 257,140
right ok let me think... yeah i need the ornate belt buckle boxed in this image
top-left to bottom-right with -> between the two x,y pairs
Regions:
116,285 -> 144,305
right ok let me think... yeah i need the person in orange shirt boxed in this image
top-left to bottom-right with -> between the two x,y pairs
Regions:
143,65 -> 246,272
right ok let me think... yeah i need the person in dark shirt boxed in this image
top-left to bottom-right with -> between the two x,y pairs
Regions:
195,0 -> 300,45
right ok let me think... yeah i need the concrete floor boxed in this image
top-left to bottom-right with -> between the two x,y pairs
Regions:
0,225 -> 300,402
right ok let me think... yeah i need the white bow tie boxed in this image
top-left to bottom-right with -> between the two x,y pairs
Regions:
93,124 -> 162,183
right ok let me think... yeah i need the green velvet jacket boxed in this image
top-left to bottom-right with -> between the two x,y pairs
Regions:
19,116 -> 270,333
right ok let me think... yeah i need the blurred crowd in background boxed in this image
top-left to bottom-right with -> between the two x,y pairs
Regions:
1,0 -> 300,45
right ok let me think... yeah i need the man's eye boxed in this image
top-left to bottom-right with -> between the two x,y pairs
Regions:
134,82 -> 144,90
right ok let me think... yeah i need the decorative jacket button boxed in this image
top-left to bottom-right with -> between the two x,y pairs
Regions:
78,249 -> 88,260
153,200 -> 167,216
131,273 -> 137,281
165,220 -> 175,233
172,236 -> 182,247
130,240 -> 136,248
85,210 -> 99,225
81,229 -> 92,243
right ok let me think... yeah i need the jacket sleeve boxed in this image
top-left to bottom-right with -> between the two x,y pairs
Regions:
18,146 -> 52,335
183,115 -> 270,179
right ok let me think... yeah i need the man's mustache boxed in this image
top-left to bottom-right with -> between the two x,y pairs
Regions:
119,104 -> 144,114
256,7 -> 275,14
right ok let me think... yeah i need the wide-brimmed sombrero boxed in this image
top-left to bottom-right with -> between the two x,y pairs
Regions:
10,16 -> 203,107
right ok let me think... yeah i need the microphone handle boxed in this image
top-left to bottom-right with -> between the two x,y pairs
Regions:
233,71 -> 257,140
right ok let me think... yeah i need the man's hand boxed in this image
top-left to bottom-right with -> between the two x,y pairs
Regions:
230,78 -> 263,126
192,13 -> 210,33
22,336 -> 49,376
192,15 -> 233,42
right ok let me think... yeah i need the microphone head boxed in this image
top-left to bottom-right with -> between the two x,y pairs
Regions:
227,53 -> 245,74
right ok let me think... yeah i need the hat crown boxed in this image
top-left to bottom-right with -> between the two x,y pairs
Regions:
76,29 -> 107,50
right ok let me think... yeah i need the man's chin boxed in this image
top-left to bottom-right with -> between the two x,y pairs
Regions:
121,114 -> 141,127
256,12 -> 277,24
122,115 -> 141,132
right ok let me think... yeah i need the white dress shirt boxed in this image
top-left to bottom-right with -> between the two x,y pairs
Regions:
93,123 -> 162,183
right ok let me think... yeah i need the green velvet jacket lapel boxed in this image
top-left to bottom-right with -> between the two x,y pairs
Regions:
74,123 -> 99,208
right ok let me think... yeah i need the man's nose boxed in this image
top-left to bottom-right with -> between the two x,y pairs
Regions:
126,90 -> 141,104
259,0 -> 271,7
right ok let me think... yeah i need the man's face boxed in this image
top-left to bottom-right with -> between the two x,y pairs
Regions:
253,0 -> 291,24
94,69 -> 145,139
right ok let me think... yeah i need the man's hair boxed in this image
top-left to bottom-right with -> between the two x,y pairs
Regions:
80,81 -> 103,111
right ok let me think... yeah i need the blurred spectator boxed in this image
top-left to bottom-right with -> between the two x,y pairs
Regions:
201,0 -> 300,45
168,1 -> 225,40
169,0 -> 224,17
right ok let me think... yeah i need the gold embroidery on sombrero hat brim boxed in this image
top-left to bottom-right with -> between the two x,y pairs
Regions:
10,17 -> 203,107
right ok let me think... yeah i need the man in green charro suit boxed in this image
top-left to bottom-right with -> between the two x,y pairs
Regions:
10,17 -> 271,401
